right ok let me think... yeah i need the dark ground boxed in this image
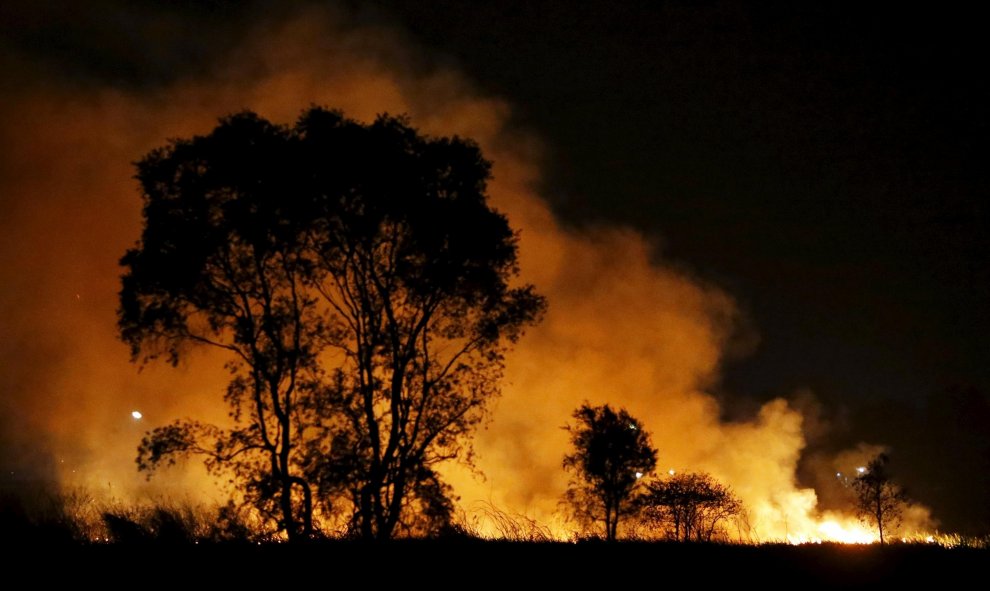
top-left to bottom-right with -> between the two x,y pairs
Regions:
22,540 -> 988,588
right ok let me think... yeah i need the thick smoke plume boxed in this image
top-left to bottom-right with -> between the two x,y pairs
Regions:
0,6 -> 930,539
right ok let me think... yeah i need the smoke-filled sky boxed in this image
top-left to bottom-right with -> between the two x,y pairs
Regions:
1,1 -> 988,535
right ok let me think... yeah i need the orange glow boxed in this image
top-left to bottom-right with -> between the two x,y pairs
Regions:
809,518 -> 877,545
0,6 -> 940,543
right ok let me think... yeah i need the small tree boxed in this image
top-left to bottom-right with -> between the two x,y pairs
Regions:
641,471 -> 742,542
852,453 -> 907,544
562,403 -> 657,541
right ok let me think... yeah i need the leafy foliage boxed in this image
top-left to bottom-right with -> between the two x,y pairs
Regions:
120,108 -> 544,540
295,109 -> 545,538
562,403 -> 657,541
641,471 -> 743,542
121,112 -> 327,539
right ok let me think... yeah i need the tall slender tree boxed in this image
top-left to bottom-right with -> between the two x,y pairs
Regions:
852,453 -> 908,544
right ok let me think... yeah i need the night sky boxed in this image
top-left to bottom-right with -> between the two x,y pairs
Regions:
2,1 -> 988,533
376,1 -> 990,531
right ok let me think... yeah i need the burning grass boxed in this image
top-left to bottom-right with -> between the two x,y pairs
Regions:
4,490 -> 986,549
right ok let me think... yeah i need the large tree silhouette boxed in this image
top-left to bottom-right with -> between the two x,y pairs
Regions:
120,107 -> 544,540
298,109 -> 544,539
562,403 -> 657,541
121,113 -> 323,540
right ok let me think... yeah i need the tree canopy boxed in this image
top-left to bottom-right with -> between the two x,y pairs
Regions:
641,471 -> 743,542
120,107 -> 544,539
562,403 -> 657,541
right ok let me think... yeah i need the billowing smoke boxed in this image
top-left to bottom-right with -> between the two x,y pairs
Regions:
0,5 -> 931,538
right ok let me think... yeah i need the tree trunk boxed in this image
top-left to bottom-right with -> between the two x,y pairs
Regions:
290,477 -> 314,538
359,485 -> 374,539
875,489 -> 885,544
280,479 -> 298,541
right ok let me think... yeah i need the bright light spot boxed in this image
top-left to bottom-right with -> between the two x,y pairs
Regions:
856,466 -> 866,474
818,520 -> 875,544
635,472 -> 643,479
926,535 -> 935,543
668,469 -> 675,476
131,410 -> 143,420
835,472 -> 841,478
629,423 -> 637,430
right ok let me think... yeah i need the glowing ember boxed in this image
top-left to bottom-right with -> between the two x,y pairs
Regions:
131,410 -> 143,420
